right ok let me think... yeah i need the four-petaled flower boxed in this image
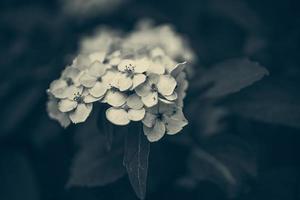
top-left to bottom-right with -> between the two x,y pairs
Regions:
48,66 -> 83,99
57,89 -> 96,123
135,73 -> 177,107
105,94 -> 145,125
115,58 -> 148,91
142,103 -> 188,142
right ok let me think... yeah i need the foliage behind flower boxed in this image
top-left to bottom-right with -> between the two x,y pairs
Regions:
47,21 -> 194,142
61,0 -> 126,18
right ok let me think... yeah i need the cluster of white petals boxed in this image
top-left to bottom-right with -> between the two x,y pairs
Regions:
47,21 -> 193,142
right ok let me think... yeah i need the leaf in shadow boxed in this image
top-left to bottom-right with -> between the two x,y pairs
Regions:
224,80 -> 300,129
187,135 -> 257,198
186,99 -> 228,138
207,0 -> 263,34
67,112 -> 126,187
194,58 -> 269,98
97,105 -> 114,151
0,150 -> 40,200
123,123 -> 150,200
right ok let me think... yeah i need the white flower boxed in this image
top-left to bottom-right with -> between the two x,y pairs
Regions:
123,20 -> 195,63
48,67 -> 83,99
79,61 -> 118,101
114,58 -> 148,91
79,28 -> 121,54
58,89 -> 95,123
142,103 -> 188,142
72,52 -> 106,71
105,94 -> 145,125
107,51 -> 122,66
135,73 -> 177,107
101,87 -> 127,107
47,96 -> 71,127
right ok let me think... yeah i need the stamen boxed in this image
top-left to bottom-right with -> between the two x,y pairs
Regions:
66,78 -> 73,86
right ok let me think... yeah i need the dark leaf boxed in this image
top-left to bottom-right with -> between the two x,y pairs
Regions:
0,150 -> 40,200
186,99 -> 228,138
123,123 -> 150,200
187,135 -> 257,198
195,58 -> 269,98
207,0 -> 263,34
67,114 -> 126,187
97,106 -> 114,151
225,81 -> 300,129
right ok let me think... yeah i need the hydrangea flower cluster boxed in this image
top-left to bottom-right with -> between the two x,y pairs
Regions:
47,21 -> 192,142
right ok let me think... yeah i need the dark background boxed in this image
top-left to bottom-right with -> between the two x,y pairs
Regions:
1,0 -> 300,199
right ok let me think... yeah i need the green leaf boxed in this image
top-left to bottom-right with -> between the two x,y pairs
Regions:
123,123 -> 150,200
194,58 -> 269,98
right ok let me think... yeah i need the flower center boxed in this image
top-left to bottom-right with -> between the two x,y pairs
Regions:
66,78 -> 73,86
73,92 -> 84,104
151,83 -> 157,92
124,64 -> 135,74
157,113 -> 163,120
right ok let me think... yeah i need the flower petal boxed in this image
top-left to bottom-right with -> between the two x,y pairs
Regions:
109,57 -> 121,66
170,108 -> 188,123
88,61 -> 107,77
147,73 -> 160,84
164,116 -> 185,135
84,94 -> 102,103
147,61 -> 165,75
163,56 -> 178,73
106,107 -> 130,125
69,103 -> 93,124
47,100 -> 70,127
134,58 -> 149,73
105,90 -> 127,107
143,120 -> 166,142
58,99 -> 78,112
141,92 -> 158,107
117,59 -> 135,72
49,80 -> 68,98
88,52 -> 106,63
128,108 -> 145,121
66,86 -> 84,100
132,74 -> 146,89
165,92 -> 178,101
126,94 -> 143,109
74,55 -> 91,70
102,70 -> 119,88
89,81 -> 108,98
150,47 -> 165,58
158,97 -> 174,104
157,75 -> 177,96
142,112 -> 157,127
62,67 -> 82,81
79,73 -> 97,87
135,83 -> 152,97
117,73 -> 133,91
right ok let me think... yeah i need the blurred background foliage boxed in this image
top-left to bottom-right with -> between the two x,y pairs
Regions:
0,0 -> 300,199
